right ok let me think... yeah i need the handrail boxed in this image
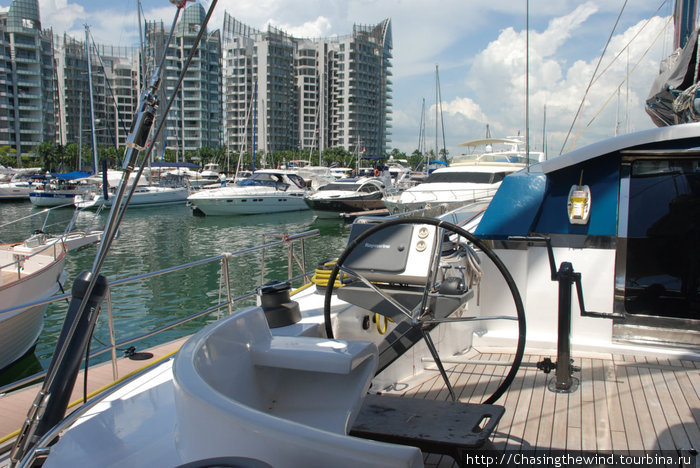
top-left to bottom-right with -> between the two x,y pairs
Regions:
0,239 -> 63,273
0,229 -> 319,395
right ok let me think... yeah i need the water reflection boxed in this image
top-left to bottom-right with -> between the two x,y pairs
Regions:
0,201 -> 350,379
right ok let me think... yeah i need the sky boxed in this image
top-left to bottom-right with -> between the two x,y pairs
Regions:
0,0 -> 680,160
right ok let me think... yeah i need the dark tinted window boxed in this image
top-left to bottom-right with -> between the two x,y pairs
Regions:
425,171 -> 511,184
624,159 -> 700,319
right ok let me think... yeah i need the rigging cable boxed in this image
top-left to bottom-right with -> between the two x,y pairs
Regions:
567,15 -> 672,149
559,0 -> 628,156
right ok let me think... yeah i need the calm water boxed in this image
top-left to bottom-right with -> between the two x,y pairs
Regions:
0,200 -> 351,385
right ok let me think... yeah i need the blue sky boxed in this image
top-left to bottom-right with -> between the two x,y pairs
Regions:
1,0 -> 679,159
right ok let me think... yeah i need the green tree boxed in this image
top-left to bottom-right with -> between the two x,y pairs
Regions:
35,142 -> 65,172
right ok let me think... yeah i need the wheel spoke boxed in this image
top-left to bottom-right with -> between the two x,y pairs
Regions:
420,326 -> 456,401
338,265 -> 416,321
323,217 -> 526,405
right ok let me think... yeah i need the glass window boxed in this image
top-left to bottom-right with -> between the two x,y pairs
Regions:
623,158 -> 700,319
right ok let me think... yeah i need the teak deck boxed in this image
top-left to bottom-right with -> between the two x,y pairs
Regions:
378,348 -> 699,467
1,344 -> 698,467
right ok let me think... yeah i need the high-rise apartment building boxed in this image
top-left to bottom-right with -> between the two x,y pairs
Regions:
222,13 -> 392,159
0,0 -> 56,160
1,0 -> 391,165
329,21 -> 393,157
146,3 -> 222,160
54,32 -> 139,154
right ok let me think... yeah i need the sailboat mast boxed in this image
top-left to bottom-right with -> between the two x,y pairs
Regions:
137,0 -> 146,85
435,64 -> 438,161
417,98 -> 425,166
525,0 -> 530,167
85,25 -> 99,174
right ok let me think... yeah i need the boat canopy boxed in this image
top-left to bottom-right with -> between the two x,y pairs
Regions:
49,171 -> 92,180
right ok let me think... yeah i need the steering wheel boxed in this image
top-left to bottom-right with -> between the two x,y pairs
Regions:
323,217 -> 525,405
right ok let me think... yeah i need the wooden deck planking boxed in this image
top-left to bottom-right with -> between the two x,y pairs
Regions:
612,357 -> 642,453
414,349 -> 698,466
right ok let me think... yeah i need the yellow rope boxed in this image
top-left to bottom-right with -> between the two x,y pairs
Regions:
291,260 -> 347,296
0,348 -> 180,445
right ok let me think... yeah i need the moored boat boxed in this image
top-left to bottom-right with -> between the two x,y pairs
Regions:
28,172 -> 93,208
382,164 -> 518,214
0,170 -> 43,201
187,169 -> 309,216
303,177 -> 386,218
0,240 -> 66,371
74,175 -> 190,209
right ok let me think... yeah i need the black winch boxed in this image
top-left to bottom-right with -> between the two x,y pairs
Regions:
257,281 -> 301,328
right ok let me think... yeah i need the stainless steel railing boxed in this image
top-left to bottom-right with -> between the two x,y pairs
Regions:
0,228 -> 320,395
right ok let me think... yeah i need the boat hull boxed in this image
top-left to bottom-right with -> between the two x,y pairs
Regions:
75,186 -> 189,209
0,182 -> 32,200
305,195 -> 385,218
0,243 -> 66,370
29,191 -> 78,207
189,192 -> 309,216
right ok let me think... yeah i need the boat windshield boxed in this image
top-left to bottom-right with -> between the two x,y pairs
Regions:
318,182 -> 362,191
425,171 -> 512,184
236,178 -> 278,188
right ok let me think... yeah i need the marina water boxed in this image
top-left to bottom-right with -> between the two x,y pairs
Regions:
0,201 -> 350,386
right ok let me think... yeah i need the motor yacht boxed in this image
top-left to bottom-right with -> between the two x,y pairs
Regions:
187,169 -> 309,216
304,177 -> 386,218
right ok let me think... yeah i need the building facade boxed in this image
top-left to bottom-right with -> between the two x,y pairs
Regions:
146,3 -> 222,161
1,0 -> 392,167
0,0 -> 56,160
222,13 -> 392,160
54,31 -> 139,157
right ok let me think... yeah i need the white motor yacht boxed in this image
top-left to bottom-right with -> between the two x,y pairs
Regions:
382,164 -> 518,214
187,169 -> 309,216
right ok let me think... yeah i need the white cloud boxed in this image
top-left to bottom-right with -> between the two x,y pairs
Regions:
437,97 -> 488,124
38,0 -> 85,34
264,16 -> 334,38
453,3 -> 670,156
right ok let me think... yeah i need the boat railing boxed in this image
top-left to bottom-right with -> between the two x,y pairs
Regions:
0,228 -> 320,395
0,239 -> 64,279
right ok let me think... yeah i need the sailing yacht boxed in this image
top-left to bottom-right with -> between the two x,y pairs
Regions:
6,123 -> 700,468
5,2 -> 698,466
28,172 -> 93,207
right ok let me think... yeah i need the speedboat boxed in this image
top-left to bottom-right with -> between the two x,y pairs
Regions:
303,177 -> 386,218
0,239 -> 66,371
187,169 -> 309,216
28,172 -> 93,208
